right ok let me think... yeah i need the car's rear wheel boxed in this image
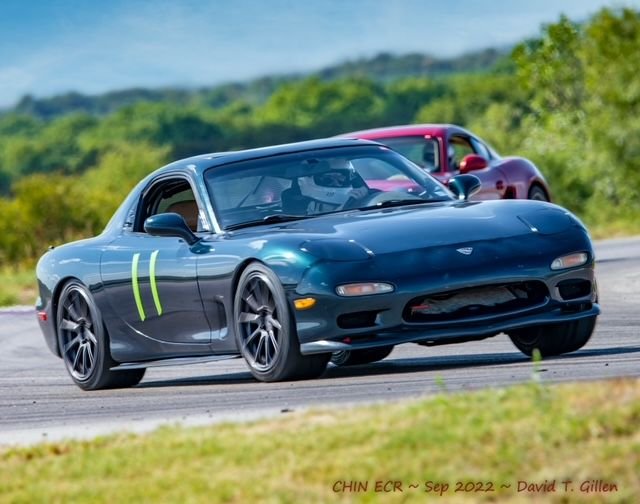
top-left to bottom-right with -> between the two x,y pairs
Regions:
508,316 -> 596,357
234,263 -> 330,382
57,280 -> 145,390
330,346 -> 394,366
528,185 -> 549,202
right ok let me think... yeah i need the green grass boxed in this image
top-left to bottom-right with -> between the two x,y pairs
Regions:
1,379 -> 639,503
0,266 -> 36,306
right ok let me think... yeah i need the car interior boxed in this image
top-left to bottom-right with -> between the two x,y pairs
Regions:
137,178 -> 202,232
165,200 -> 199,231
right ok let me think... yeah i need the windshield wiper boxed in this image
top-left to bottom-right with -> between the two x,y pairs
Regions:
225,214 -> 309,231
356,199 -> 434,211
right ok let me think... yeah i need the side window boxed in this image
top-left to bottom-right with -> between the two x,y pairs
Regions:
470,137 -> 491,160
448,136 -> 475,172
136,178 -> 204,233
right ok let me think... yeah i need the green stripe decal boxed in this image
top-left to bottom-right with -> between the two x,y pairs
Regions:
149,249 -> 163,316
131,253 -> 146,321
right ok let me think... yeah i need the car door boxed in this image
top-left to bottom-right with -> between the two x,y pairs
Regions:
447,134 -> 506,200
100,175 -> 212,346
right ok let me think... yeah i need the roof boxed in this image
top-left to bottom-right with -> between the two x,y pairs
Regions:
338,124 -> 470,139
157,137 -> 381,176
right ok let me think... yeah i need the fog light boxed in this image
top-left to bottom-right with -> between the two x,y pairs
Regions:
294,297 -> 316,310
551,252 -> 588,270
336,282 -> 394,297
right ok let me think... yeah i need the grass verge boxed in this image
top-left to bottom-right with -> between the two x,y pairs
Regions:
0,266 -> 36,307
1,379 -> 638,502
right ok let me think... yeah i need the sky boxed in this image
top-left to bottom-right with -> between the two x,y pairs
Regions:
1,0 -> 638,108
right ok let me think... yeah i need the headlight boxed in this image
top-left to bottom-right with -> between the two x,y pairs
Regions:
336,282 -> 394,296
551,252 -> 588,270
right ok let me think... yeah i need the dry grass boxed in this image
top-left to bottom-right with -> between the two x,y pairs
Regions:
0,266 -> 36,306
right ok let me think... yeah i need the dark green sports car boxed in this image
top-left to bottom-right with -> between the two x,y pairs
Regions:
35,138 -> 599,390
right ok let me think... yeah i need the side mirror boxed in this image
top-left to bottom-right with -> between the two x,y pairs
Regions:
459,154 -> 488,174
144,213 -> 199,245
449,174 -> 482,201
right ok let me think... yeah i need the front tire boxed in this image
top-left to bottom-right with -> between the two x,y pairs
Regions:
508,316 -> 596,357
331,346 -> 394,366
234,263 -> 329,382
56,280 -> 145,390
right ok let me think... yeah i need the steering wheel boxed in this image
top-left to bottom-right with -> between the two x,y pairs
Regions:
341,189 -> 381,210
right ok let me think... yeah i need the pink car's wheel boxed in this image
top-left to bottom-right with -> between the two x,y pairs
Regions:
528,186 -> 549,201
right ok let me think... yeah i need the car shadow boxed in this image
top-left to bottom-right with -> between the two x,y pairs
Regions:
322,351 -> 528,380
136,371 -> 256,388
543,345 -> 640,359
135,345 -> 640,388
322,345 -> 640,380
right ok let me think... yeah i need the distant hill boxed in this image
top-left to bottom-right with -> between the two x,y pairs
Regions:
7,47 -> 508,120
318,48 -> 507,80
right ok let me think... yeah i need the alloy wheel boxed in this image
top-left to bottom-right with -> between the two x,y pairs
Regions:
59,286 -> 99,381
237,275 -> 282,371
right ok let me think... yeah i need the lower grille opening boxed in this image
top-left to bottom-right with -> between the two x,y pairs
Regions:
557,279 -> 591,300
561,302 -> 592,313
403,281 -> 549,323
337,310 -> 380,329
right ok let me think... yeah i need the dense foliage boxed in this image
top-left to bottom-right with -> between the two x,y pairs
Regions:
0,8 -> 638,267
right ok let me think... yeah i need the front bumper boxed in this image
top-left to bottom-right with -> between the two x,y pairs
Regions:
298,302 -> 599,354
289,261 -> 599,355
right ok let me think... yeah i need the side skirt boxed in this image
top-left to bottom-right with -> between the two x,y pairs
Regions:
111,354 -> 241,371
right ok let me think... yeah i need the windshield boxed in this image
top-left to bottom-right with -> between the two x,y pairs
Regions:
374,136 -> 441,173
204,145 -> 451,230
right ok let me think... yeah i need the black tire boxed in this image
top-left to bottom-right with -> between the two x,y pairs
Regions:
330,346 -> 394,367
234,263 -> 329,382
508,316 -> 596,357
56,280 -> 145,390
528,185 -> 549,202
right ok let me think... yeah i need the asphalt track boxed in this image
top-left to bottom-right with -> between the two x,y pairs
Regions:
1,237 -> 639,445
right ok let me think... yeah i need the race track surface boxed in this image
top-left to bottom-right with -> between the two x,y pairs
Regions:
1,237 -> 639,444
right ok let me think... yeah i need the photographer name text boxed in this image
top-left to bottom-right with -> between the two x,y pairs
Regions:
332,479 -> 618,495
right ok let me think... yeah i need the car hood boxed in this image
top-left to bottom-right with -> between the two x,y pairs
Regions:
227,200 -> 582,257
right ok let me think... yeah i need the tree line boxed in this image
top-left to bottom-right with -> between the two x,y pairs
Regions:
0,7 -> 638,266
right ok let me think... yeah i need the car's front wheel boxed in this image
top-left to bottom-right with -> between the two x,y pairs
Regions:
330,346 -> 394,366
56,280 -> 145,390
234,263 -> 330,382
508,316 -> 596,357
